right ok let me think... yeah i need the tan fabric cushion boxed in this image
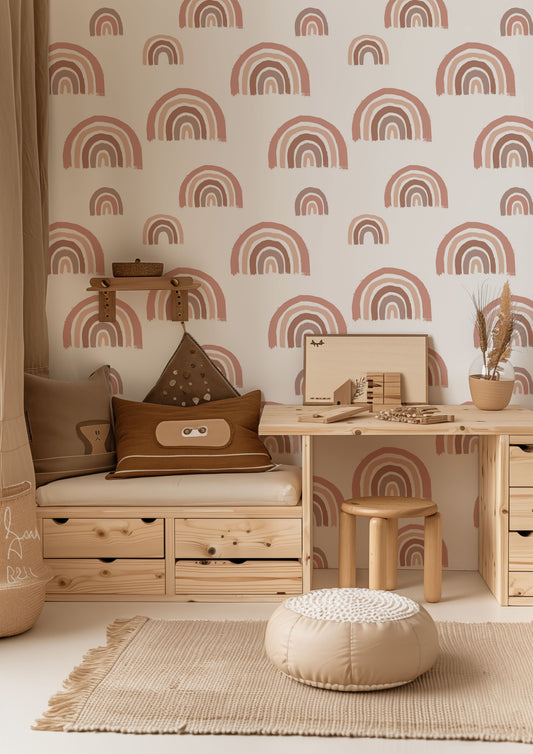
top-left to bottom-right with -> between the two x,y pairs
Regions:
108,390 -> 274,478
35,464 -> 301,507
24,366 -> 115,486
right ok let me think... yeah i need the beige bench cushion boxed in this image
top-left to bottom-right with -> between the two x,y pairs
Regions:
36,464 -> 301,507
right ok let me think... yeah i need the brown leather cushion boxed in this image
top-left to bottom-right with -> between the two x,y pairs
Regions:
24,366 -> 115,486
108,390 -> 274,478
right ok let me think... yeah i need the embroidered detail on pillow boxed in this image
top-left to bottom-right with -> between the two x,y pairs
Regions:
108,390 -> 274,478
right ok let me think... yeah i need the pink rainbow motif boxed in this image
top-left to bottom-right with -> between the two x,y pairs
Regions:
295,187 -> 328,215
474,116 -> 533,168
142,215 -> 184,245
231,43 -> 310,95
63,116 -> 142,169
436,222 -> 515,275
473,497 -> 479,529
231,222 -> 310,275
500,7 -> 533,36
268,295 -> 347,348
269,116 -> 348,169
353,88 -> 432,142
398,524 -> 448,567
142,35 -> 184,66
473,294 -> 533,348
436,43 -> 515,96
384,0 -> 448,28
147,88 -> 226,141
513,366 -> 533,395
49,43 -> 105,95
63,295 -> 142,348
178,0 -> 243,28
384,165 -> 448,207
294,368 -> 304,396
89,187 -> 123,216
353,268 -> 432,321
49,222 -> 105,274
348,35 -> 389,65
500,187 -> 533,215
352,447 -> 432,498
202,344 -> 243,388
179,165 -> 243,207
313,476 -> 344,527
348,214 -> 389,244
313,547 -> 329,569
428,347 -> 449,388
295,8 -> 329,36
146,267 -> 226,321
262,434 -> 301,457
108,367 -> 124,395
89,8 -> 123,36
435,436 -> 478,455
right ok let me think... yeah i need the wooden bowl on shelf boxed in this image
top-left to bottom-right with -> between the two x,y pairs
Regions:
112,259 -> 163,277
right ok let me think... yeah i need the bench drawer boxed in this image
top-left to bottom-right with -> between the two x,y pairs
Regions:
42,518 -> 164,558
45,558 -> 166,594
509,490 -> 533,530
508,532 -> 533,570
509,445 -> 533,486
175,559 -> 302,594
174,518 -> 301,559
509,572 -> 533,598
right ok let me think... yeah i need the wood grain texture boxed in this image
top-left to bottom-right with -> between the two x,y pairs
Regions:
175,559 -> 302,594
42,518 -> 164,558
46,558 -> 166,594
174,518 -> 301,558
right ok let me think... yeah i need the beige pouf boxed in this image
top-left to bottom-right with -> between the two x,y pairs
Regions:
265,587 -> 439,691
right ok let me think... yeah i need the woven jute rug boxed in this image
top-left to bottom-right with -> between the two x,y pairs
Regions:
34,617 -> 533,741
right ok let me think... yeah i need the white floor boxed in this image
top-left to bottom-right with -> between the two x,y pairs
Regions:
2,570 -> 533,754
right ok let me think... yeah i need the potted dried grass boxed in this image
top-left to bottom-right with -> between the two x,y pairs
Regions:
469,281 -> 515,410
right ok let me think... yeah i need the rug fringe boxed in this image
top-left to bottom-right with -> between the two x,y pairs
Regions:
32,615 -> 147,731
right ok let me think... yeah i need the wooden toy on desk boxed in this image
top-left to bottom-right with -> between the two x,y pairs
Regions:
367,372 -> 401,411
376,406 -> 455,425
298,405 -> 369,423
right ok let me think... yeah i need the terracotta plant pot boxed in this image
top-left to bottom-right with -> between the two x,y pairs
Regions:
468,375 -> 514,411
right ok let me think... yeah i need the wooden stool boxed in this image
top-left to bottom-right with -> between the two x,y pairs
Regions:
338,496 -> 442,603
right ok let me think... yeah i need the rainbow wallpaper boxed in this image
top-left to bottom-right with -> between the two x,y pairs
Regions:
48,0 -> 533,570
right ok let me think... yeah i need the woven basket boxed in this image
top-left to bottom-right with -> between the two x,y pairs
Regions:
112,259 -> 163,277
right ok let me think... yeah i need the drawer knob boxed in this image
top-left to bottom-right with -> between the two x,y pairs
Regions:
207,546 -> 217,556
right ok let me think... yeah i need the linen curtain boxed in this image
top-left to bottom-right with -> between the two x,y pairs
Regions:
0,0 -> 51,637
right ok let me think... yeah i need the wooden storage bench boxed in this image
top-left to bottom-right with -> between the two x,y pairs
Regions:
35,465 -> 307,602
508,437 -> 533,604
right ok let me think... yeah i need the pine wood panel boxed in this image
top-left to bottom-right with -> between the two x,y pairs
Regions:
175,559 -> 302,594
509,572 -> 533,598
509,489 -> 533,530
42,518 -> 164,558
509,532 -> 533,570
509,445 -> 533,487
45,558 -> 166,594
174,518 -> 301,558
37,505 -> 301,519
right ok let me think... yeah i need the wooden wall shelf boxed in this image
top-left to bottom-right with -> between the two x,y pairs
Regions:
87,276 -> 200,323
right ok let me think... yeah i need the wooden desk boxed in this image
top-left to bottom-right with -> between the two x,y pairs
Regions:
259,404 -> 533,605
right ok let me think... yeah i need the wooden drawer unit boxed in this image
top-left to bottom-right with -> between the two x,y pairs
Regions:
42,517 -> 164,558
508,441 -> 533,605
175,559 -> 302,596
46,558 -> 166,595
509,532 -> 533,570
175,518 -> 301,559
509,572 -> 533,599
509,444 -> 533,487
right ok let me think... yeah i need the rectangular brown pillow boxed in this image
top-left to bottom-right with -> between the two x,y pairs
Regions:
108,390 -> 274,478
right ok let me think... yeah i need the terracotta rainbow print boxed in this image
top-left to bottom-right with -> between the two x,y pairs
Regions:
436,222 -> 515,275
146,268 -> 226,321
313,547 -> 329,569
348,215 -> 389,244
202,344 -> 243,388
295,187 -> 328,215
295,8 -> 328,36
500,7 -> 533,36
262,433 -> 301,457
108,367 -> 124,396
63,296 -> 142,348
231,222 -> 310,275
89,7 -> 123,36
49,222 -> 104,274
231,43 -> 310,95
513,366 -> 533,395
398,524 -> 448,566
89,187 -> 123,216
352,447 -> 432,498
428,347 -> 449,388
294,369 -> 304,396
436,436 -> 478,455
348,35 -> 389,66
500,187 -> 533,215
142,215 -> 184,245
48,43 -> 105,95
179,166 -> 243,207
142,35 -> 184,66
178,0 -> 243,28
313,476 -> 343,527
352,268 -> 432,321
269,116 -> 348,168
474,116 -> 533,168
474,294 -> 533,348
268,295 -> 347,348
63,116 -> 142,169
384,165 -> 448,207
384,0 -> 448,28
147,88 -> 226,141
352,88 -> 432,141
436,43 -> 515,96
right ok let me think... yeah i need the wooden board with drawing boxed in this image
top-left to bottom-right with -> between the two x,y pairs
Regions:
302,334 -> 428,406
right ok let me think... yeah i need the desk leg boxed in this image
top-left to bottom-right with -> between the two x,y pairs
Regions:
301,434 -> 313,593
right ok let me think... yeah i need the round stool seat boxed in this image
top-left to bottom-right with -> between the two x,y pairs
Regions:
265,587 -> 439,691
342,496 -> 437,519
